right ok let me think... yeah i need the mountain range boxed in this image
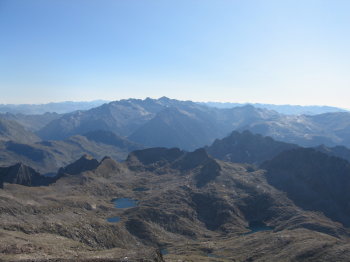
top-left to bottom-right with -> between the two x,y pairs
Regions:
0,100 -> 107,114
1,97 -> 350,261
201,101 -> 348,115
1,99 -> 347,116
1,97 -> 350,175
33,97 -> 350,150
2,97 -> 350,152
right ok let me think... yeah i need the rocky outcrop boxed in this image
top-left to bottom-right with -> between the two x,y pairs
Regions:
0,163 -> 53,187
58,155 -> 99,175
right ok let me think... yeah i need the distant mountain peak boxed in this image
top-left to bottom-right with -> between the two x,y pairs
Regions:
158,96 -> 171,101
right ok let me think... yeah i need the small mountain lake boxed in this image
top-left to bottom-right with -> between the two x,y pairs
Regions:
133,187 -> 149,192
113,198 -> 138,208
107,216 -> 121,223
107,198 -> 138,223
244,221 -> 274,235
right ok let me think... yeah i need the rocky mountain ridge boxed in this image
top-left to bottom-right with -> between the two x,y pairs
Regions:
1,146 -> 350,261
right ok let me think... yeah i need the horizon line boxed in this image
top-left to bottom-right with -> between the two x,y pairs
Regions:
0,97 -> 349,110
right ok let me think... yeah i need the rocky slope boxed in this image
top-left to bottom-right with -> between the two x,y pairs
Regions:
1,148 -> 350,261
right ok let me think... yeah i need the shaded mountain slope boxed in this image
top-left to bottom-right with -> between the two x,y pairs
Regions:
83,129 -> 142,152
129,107 -> 222,150
315,144 -> 350,162
309,112 -> 350,146
0,116 -> 40,144
207,130 -> 350,166
128,104 -> 280,150
262,148 -> 350,227
206,130 -> 298,164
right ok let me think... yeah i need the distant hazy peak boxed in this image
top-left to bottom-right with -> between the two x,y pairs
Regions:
200,101 -> 348,115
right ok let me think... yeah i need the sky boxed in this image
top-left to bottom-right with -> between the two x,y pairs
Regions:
0,0 -> 350,108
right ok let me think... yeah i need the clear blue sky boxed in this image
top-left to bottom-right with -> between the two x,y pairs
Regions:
1,0 -> 350,107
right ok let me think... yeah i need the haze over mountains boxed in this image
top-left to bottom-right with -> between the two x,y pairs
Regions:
1,97 -> 350,174
1,99 -> 347,115
0,100 -> 107,114
31,97 -> 350,150
201,102 -> 348,115
1,97 -> 350,261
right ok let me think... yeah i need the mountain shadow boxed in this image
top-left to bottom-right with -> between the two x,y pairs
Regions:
262,148 -> 350,227
206,130 -> 298,164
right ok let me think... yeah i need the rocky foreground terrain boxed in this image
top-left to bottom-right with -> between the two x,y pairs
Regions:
1,148 -> 350,261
